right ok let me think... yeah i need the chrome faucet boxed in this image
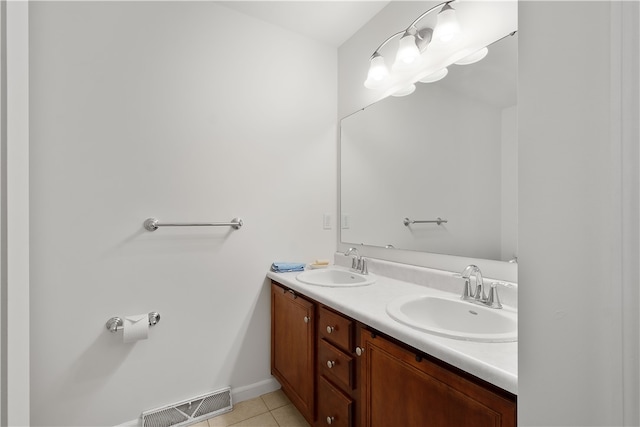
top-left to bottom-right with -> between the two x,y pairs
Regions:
344,247 -> 368,275
461,265 -> 484,301
460,265 -> 502,309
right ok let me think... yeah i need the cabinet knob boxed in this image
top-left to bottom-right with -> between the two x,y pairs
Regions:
304,316 -> 310,324
355,346 -> 364,356
326,416 -> 335,425
326,360 -> 335,369
326,326 -> 334,334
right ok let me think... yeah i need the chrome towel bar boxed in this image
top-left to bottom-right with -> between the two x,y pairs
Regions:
403,217 -> 448,226
143,217 -> 243,231
106,312 -> 160,333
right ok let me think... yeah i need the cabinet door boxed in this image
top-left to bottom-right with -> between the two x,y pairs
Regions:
360,329 -> 516,427
317,376 -> 353,427
271,283 -> 315,423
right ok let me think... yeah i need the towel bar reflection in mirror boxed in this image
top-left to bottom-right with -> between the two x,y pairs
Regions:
403,217 -> 448,226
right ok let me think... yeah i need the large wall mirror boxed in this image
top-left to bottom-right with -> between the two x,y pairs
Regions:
340,32 -> 517,262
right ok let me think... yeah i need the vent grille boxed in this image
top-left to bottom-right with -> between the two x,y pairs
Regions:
142,408 -> 188,427
142,387 -> 232,427
175,399 -> 202,418
194,392 -> 231,418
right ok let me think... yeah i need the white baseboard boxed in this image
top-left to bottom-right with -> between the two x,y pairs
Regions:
114,418 -> 139,427
114,377 -> 282,427
231,377 -> 281,403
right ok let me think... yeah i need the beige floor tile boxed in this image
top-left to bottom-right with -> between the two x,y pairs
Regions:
260,389 -> 291,411
229,412 -> 279,427
208,397 -> 269,427
190,422 -> 209,427
270,404 -> 310,427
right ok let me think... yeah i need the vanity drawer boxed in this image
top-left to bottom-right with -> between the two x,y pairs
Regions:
319,306 -> 353,351
317,375 -> 353,427
319,339 -> 354,390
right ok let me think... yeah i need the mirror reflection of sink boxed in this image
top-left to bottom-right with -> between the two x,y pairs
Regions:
386,295 -> 517,342
296,269 -> 375,287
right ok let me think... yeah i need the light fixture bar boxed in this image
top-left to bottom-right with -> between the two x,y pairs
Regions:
369,31 -> 404,60
369,0 -> 455,58
367,0 -> 453,58
407,0 -> 456,32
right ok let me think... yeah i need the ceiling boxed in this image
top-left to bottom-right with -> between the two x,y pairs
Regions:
218,1 -> 390,47
217,1 -> 517,106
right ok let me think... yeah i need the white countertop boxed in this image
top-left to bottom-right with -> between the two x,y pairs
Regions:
267,265 -> 517,395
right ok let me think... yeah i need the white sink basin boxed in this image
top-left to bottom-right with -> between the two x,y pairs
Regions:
386,295 -> 517,342
296,269 -> 375,287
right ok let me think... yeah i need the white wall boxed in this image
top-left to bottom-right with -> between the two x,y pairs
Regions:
0,2 -> 5,424
619,3 -> 640,424
500,105 -> 517,262
29,2 -> 336,425
518,2 -> 634,425
4,1 -> 30,425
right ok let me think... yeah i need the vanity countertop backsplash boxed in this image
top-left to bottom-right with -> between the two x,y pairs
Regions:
266,255 -> 517,395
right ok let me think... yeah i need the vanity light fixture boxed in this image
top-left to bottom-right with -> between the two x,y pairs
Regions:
364,30 -> 401,89
433,2 -> 461,42
391,84 -> 416,97
364,0 -> 502,97
365,52 -> 390,87
395,33 -> 421,66
366,2 -> 446,92
455,47 -> 489,65
419,68 -> 448,83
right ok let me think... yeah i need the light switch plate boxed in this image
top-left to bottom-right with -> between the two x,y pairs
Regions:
323,214 -> 332,230
341,214 -> 350,229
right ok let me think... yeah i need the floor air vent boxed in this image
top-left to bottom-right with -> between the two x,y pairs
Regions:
142,387 -> 232,427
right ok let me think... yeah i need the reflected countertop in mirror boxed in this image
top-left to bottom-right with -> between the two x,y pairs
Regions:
340,33 -> 517,262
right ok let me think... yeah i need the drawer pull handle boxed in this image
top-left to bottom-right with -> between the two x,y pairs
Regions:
326,326 -> 335,334
326,416 -> 335,425
326,360 -> 336,368
304,316 -> 310,324
355,346 -> 364,356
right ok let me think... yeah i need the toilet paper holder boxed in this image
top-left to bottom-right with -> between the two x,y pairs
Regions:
106,312 -> 161,333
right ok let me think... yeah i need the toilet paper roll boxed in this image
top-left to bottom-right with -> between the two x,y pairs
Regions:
123,314 -> 149,343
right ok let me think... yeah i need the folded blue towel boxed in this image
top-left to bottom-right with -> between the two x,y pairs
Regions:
271,262 -> 305,273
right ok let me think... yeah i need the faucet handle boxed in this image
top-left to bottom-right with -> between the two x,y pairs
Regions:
360,258 -> 368,275
486,283 -> 503,309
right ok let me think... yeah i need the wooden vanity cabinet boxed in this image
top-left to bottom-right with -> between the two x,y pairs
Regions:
359,328 -> 516,427
271,283 -> 315,424
271,280 -> 516,427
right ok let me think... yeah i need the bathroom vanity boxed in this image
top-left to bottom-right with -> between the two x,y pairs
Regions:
269,263 -> 517,427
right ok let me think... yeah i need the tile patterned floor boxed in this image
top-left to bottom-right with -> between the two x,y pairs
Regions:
191,390 -> 310,427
